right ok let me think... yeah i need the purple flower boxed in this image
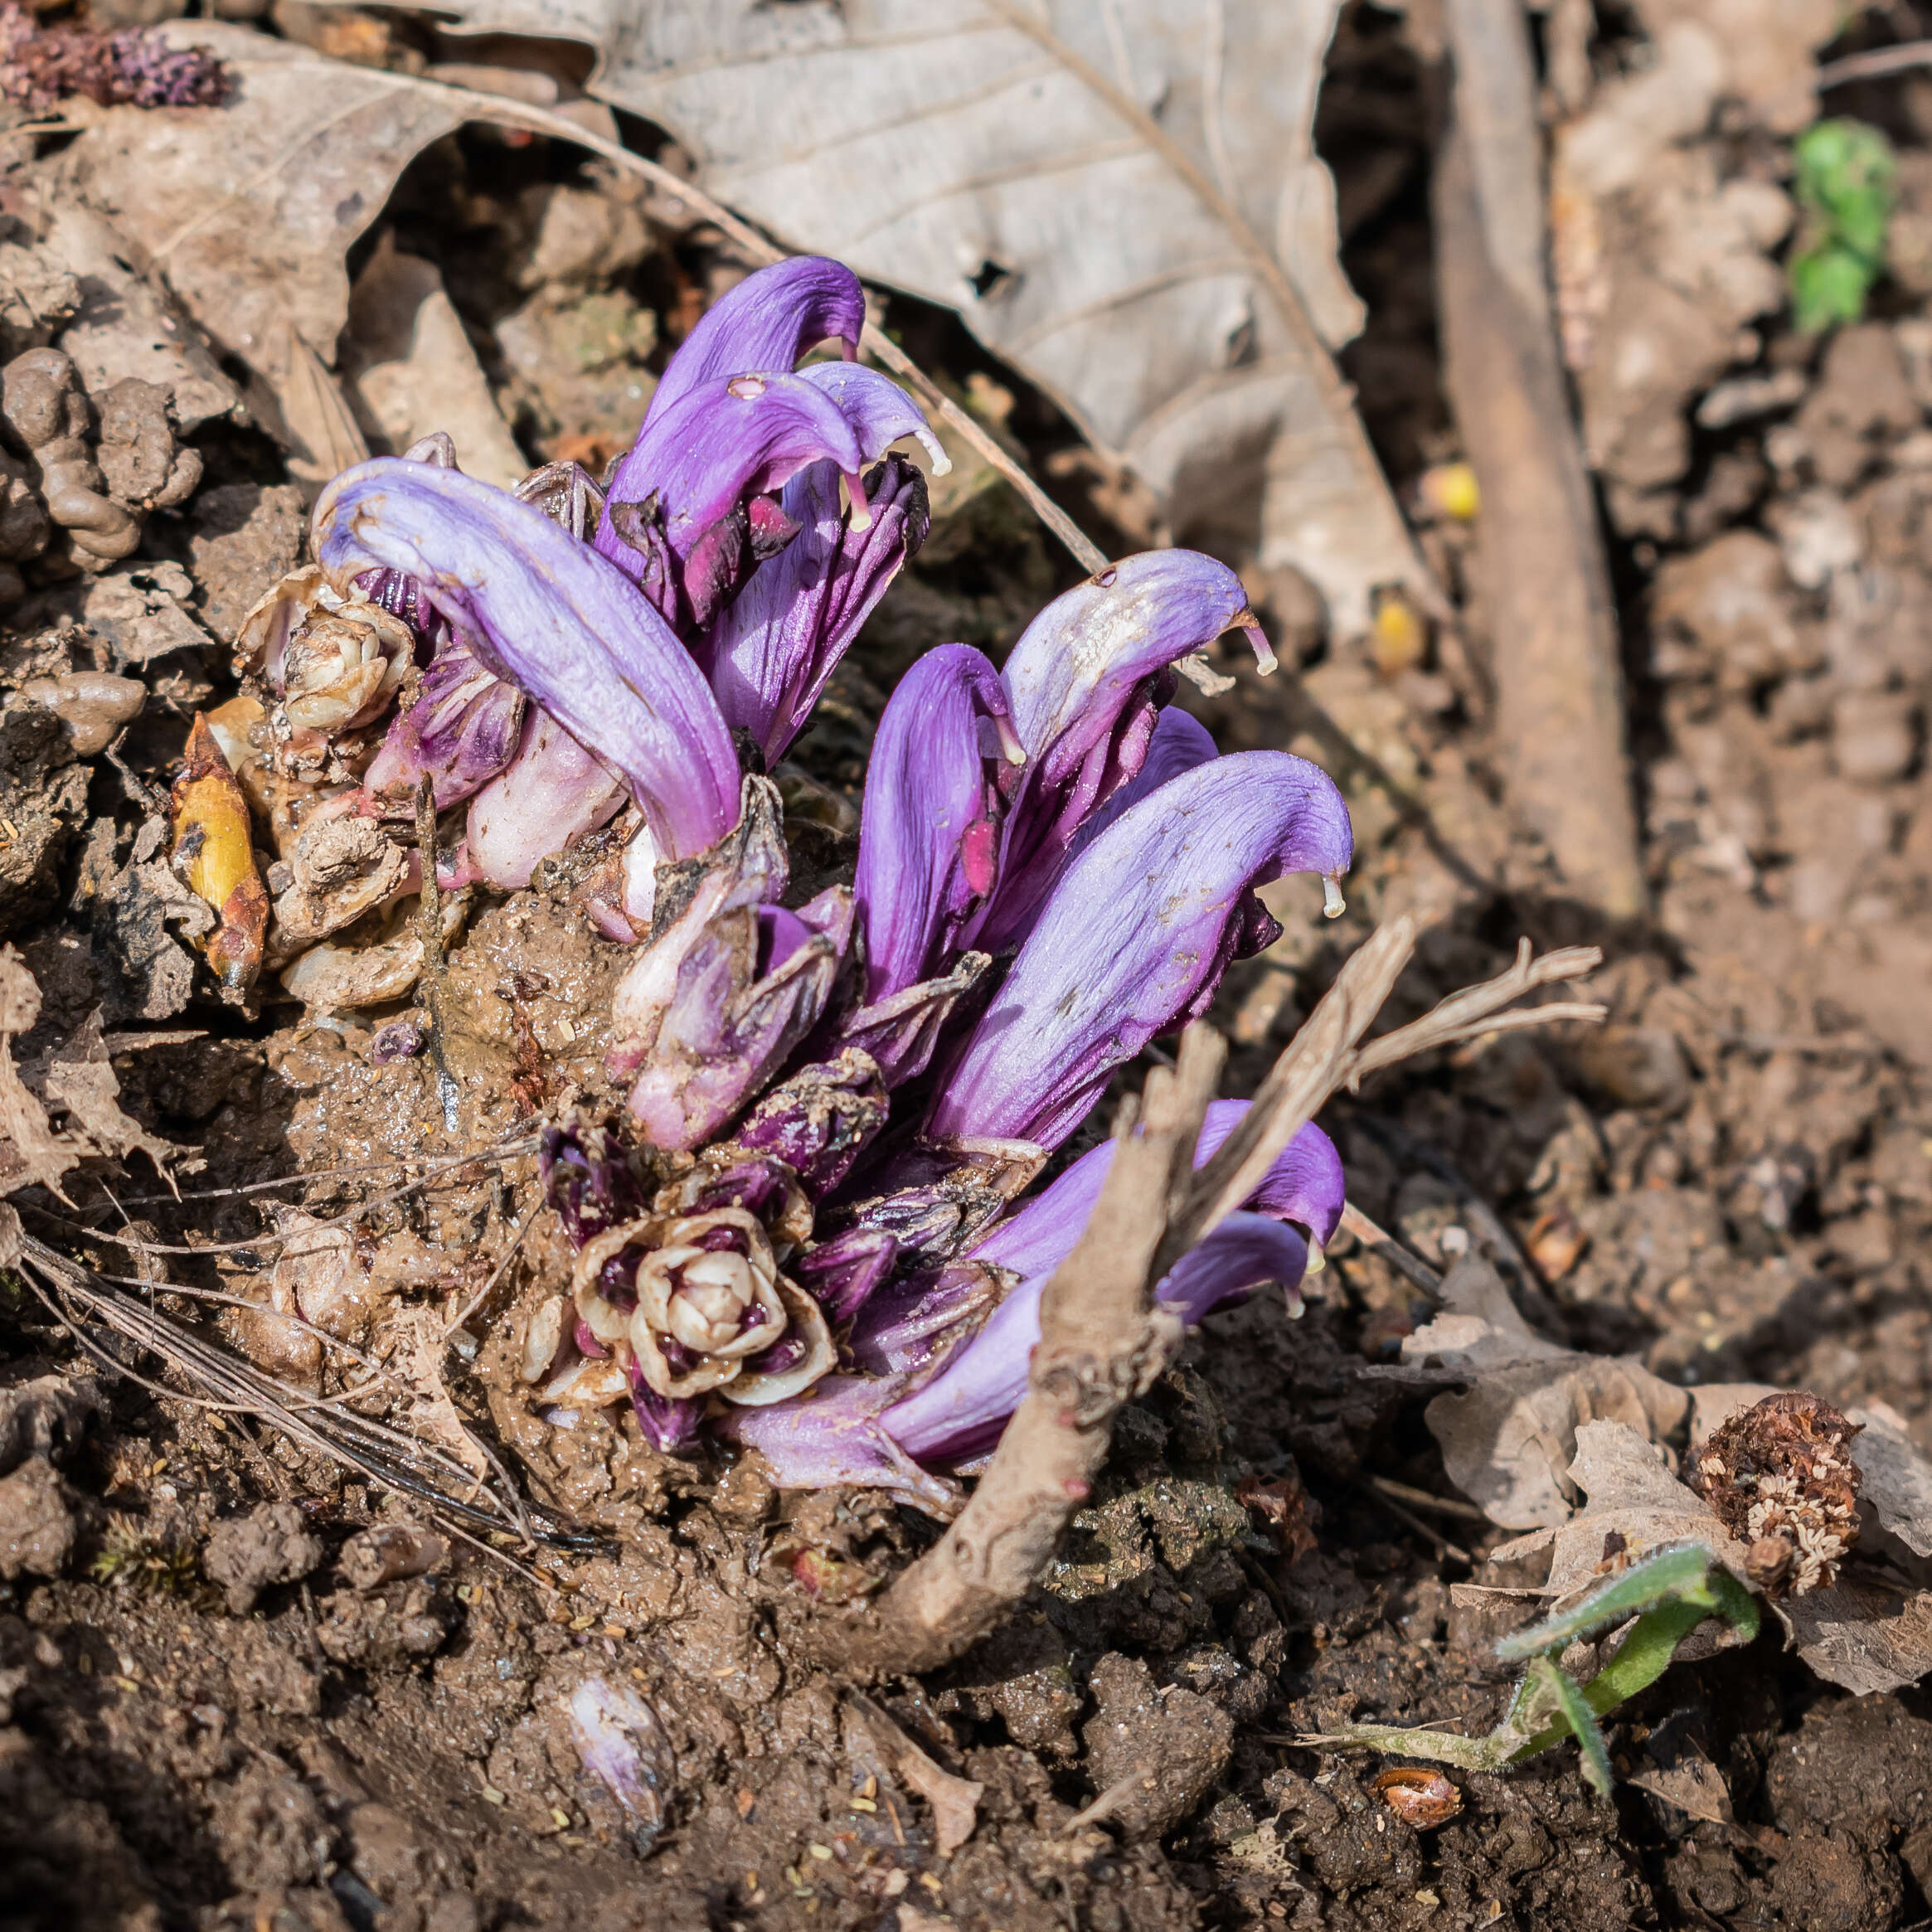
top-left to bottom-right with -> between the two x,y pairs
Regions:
313,459 -> 742,865
926,750 -> 1353,1150
968,552 -> 1276,951
851,643 -> 1022,1006
697,455 -> 931,765
595,259 -> 943,638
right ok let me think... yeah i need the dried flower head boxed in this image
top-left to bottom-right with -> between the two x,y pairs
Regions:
0,2 -> 229,110
1692,1391 -> 1863,1599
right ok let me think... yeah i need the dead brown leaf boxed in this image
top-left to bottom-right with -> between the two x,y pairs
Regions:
66,23 -> 465,480
1403,1255 -> 1690,1529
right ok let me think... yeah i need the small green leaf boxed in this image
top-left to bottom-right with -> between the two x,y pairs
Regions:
1789,118 -> 1895,332
1494,1543 -> 1714,1661
1530,1657 -> 1613,1797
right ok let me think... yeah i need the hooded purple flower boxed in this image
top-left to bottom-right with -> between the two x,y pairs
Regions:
926,750 -> 1353,1151
967,552 -> 1276,952
697,454 -> 931,765
313,459 -> 742,867
595,257 -> 943,653
851,643 -> 1021,1005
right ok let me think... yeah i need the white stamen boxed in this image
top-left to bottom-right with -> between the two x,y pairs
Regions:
914,425 -> 952,477
1323,875 -> 1347,920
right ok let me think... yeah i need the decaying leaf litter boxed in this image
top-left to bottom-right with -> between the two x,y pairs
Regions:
2,2 -> 1932,1928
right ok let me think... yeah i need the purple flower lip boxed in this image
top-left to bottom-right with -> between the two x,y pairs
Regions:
927,749 -> 1354,1150
643,257 -> 869,427
968,550 -> 1280,952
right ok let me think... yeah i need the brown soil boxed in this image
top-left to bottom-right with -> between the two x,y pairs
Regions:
7,4 -> 1932,1930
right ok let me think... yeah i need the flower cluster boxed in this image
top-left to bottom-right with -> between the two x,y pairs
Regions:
265,255 -> 1352,1500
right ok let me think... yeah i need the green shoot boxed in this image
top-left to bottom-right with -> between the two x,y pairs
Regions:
1789,119 -> 1896,333
1301,1541 -> 1760,1790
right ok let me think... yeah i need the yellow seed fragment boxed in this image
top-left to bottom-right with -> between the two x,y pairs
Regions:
1370,593 -> 1427,677
1419,460 -> 1480,522
170,714 -> 267,992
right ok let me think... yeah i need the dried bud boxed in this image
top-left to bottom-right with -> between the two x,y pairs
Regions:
1692,1391 -> 1863,1598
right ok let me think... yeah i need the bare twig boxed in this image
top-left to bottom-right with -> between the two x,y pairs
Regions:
852,1025 -> 1226,1674
1817,40 -> 1932,86
1433,0 -> 1643,915
17,1225 -> 592,1549
1337,1201 -> 1444,1295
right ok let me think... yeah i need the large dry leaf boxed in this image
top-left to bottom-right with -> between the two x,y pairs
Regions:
61,23 -> 464,470
376,0 -> 1429,635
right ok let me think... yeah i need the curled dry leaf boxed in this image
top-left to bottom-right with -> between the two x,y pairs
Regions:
391,0 -> 1430,634
169,713 -> 267,993
1398,1253 -> 1689,1529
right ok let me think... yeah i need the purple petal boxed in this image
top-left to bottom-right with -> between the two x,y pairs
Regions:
973,1100 -> 1346,1279
794,1226 -> 899,1323
697,455 -> 930,765
731,1049 -> 888,1196
313,459 -> 740,862
845,1260 -> 1010,1376
1065,706 -> 1218,862
717,1371 -> 961,1512
852,644 -> 1021,1003
972,553 -> 1274,951
794,363 -> 944,493
881,1212 -> 1308,1465
362,633 -> 526,811
541,1114 -> 649,1248
451,710 -> 625,892
828,950 -> 990,1090
926,751 -> 1352,1150
645,257 -> 865,426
